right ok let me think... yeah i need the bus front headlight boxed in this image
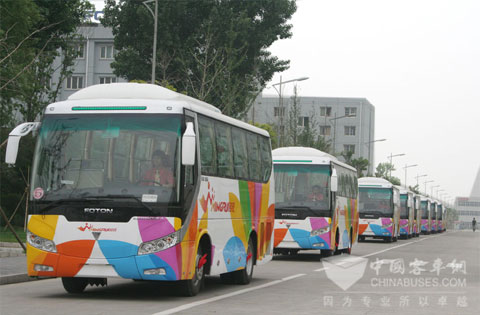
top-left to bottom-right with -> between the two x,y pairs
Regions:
138,231 -> 179,255
311,226 -> 330,236
27,231 -> 57,253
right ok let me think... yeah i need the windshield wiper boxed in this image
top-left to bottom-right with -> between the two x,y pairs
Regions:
86,195 -> 155,214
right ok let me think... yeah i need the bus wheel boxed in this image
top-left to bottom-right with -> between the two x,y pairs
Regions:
179,247 -> 205,296
232,237 -> 254,285
358,235 -> 365,242
62,277 -> 88,294
344,229 -> 353,255
384,236 -> 392,243
333,231 -> 341,255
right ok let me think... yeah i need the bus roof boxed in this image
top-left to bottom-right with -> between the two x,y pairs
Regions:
358,177 -> 394,188
395,185 -> 414,195
272,146 -> 356,172
44,83 -> 269,137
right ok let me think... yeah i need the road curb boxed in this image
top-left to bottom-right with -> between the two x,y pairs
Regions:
0,273 -> 37,285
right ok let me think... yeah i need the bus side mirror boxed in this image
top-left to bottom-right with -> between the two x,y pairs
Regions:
5,122 -> 40,164
331,169 -> 338,192
182,122 -> 196,166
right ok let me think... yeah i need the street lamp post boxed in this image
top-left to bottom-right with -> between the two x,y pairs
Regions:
329,114 -> 354,156
271,76 -> 309,146
430,184 -> 440,197
364,138 -> 386,174
424,180 -> 434,195
436,189 -> 444,199
415,174 -> 427,186
143,0 -> 158,84
388,153 -> 405,178
403,164 -> 418,188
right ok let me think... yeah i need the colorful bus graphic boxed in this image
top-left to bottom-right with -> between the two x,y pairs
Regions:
430,200 -> 438,233
272,147 -> 358,256
358,178 -> 400,243
413,195 -> 421,237
420,197 -> 431,234
5,83 -> 275,296
397,187 -> 415,239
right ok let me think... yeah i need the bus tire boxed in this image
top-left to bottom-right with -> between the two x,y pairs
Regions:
344,228 -> 353,255
232,237 -> 254,285
179,246 -> 205,296
384,236 -> 392,243
358,235 -> 365,242
333,230 -> 341,255
62,277 -> 88,294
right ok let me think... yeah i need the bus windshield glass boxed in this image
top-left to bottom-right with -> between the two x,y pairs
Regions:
274,164 -> 330,212
421,201 -> 429,219
431,204 -> 436,219
438,205 -> 443,219
359,187 -> 393,216
400,194 -> 408,218
30,114 -> 181,204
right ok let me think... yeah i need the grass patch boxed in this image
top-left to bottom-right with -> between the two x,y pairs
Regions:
0,226 -> 26,243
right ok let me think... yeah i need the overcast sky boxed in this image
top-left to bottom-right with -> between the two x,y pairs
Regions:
92,0 -> 479,202
264,0 -> 480,202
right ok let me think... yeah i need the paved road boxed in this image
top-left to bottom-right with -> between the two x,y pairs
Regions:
0,231 -> 478,315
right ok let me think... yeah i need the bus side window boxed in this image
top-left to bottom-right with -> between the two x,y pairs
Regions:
246,133 -> 261,182
232,127 -> 248,179
259,136 -> 272,182
198,117 -> 217,176
215,122 -> 234,178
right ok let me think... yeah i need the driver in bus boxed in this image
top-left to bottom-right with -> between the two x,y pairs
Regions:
307,185 -> 324,201
142,150 -> 174,187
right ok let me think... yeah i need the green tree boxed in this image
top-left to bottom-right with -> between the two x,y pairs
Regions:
408,184 -> 421,194
102,0 -> 296,118
1,0 -> 93,230
351,157 -> 369,178
375,162 -> 401,185
445,207 -> 458,230
251,122 -> 277,149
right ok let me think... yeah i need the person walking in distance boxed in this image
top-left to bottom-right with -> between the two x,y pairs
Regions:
472,217 -> 477,232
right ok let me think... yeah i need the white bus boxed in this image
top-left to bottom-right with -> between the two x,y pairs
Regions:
358,177 -> 400,242
272,147 -> 359,256
396,186 -> 415,239
5,83 -> 275,296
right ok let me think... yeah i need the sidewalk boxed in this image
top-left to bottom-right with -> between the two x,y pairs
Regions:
0,242 -> 33,285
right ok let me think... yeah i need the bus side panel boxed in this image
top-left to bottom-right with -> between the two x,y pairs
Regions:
192,176 -> 274,276
335,195 -> 358,249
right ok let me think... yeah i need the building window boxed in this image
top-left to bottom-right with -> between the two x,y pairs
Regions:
345,107 -> 357,117
320,106 -> 331,117
100,45 -> 114,59
298,116 -> 309,127
99,76 -> 117,84
274,107 -> 285,117
344,144 -> 355,154
319,125 -> 331,136
344,126 -> 356,136
66,76 -> 84,90
75,43 -> 85,59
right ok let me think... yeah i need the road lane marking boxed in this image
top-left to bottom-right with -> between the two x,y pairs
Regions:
314,232 -> 451,272
361,233 -> 446,258
152,273 -> 306,315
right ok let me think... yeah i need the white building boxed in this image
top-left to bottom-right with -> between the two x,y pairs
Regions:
455,167 -> 480,229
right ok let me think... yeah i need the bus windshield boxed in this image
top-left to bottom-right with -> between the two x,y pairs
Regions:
31,114 -> 182,205
274,164 -> 330,213
359,187 -> 393,216
421,201 -> 429,219
400,194 -> 408,219
438,205 -> 443,219
431,204 -> 436,219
